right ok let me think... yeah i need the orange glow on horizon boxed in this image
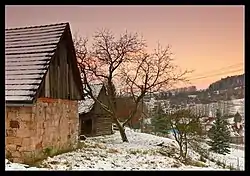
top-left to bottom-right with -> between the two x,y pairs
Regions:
5,5 -> 244,89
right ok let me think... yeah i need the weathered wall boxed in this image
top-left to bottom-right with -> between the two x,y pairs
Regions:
91,86 -> 112,136
79,113 -> 112,137
5,98 -> 79,164
79,86 -> 112,137
95,114 -> 112,136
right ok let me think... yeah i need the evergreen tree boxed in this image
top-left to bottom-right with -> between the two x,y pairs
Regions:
151,103 -> 170,134
208,109 -> 231,155
234,111 -> 242,123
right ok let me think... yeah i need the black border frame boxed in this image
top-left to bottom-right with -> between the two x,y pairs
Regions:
2,3 -> 247,176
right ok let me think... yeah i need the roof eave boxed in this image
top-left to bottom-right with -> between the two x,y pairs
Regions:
5,100 -> 34,107
79,109 -> 92,116
65,24 -> 84,99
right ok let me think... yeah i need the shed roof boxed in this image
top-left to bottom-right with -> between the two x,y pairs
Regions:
5,22 -> 70,104
78,84 -> 104,114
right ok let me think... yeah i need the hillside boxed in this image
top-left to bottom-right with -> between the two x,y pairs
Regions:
208,74 -> 244,91
152,74 -> 245,106
6,128 -> 244,170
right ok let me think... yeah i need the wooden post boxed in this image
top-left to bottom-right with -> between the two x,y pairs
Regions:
141,97 -> 144,133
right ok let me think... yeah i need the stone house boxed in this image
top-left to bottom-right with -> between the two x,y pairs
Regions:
5,22 -> 83,163
78,84 -> 112,137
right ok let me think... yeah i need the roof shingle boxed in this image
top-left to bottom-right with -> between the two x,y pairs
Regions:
5,22 -> 68,102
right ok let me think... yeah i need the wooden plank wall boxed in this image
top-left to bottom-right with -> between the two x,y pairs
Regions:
95,114 -> 112,136
45,70 -> 50,97
41,38 -> 82,100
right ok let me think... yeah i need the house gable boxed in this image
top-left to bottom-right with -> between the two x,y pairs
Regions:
5,22 -> 83,105
91,86 -> 109,114
39,25 -> 83,100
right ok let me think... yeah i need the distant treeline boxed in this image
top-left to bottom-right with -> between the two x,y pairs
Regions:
208,74 -> 244,91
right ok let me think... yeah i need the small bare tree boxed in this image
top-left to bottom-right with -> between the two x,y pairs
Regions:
165,109 -> 203,160
74,29 -> 146,142
120,44 -> 190,129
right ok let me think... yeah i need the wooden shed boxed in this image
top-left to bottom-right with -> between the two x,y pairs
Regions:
5,22 -> 83,163
78,84 -> 112,137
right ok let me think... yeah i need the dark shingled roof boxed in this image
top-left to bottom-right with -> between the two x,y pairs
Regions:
5,22 -> 68,103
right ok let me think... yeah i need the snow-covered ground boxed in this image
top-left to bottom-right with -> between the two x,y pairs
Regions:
5,159 -> 49,170
229,98 -> 244,118
6,128 -> 244,171
198,142 -> 244,170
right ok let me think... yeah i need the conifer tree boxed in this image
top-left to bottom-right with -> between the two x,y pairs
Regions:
208,109 -> 231,155
234,111 -> 242,123
151,103 -> 170,134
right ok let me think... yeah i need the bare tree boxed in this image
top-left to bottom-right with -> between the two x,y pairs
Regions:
165,109 -> 203,160
120,43 -> 191,129
74,29 -> 191,143
74,29 -> 146,142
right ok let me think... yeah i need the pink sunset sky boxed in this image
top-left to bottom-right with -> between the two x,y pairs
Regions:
5,5 -> 244,89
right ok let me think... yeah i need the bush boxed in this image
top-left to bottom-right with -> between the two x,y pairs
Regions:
129,149 -> 142,155
43,147 -> 53,156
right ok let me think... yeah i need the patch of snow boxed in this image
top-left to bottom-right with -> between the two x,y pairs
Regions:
78,84 -> 103,114
6,128 -> 242,171
198,142 -> 245,170
5,159 -> 48,170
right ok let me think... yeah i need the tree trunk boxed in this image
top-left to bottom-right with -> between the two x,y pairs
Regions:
184,134 -> 188,159
184,140 -> 188,159
106,79 -> 129,142
112,115 -> 129,142
179,146 -> 183,159
178,141 -> 183,158
117,121 -> 129,142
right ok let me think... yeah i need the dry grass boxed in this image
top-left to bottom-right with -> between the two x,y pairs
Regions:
191,161 -> 207,167
108,148 -> 119,153
94,143 -> 107,149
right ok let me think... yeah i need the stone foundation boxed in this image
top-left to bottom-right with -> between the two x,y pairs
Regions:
5,98 -> 79,164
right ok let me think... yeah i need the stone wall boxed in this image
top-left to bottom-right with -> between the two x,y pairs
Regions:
5,98 -> 79,164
